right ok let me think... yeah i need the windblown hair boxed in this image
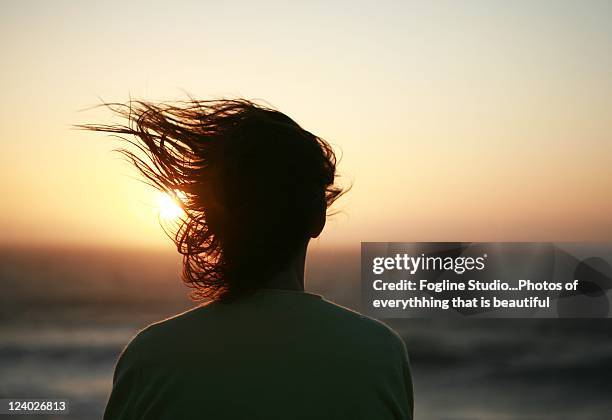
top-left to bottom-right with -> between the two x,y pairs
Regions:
80,99 -> 343,301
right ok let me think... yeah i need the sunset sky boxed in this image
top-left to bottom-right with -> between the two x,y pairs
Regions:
1,0 -> 610,249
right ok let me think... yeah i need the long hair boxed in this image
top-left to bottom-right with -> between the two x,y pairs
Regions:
79,99 -> 344,301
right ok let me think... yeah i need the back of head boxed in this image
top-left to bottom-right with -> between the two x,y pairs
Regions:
82,99 -> 343,300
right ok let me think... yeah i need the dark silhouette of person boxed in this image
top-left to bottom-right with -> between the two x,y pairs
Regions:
83,99 -> 413,419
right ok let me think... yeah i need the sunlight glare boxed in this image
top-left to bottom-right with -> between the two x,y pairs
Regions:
156,192 -> 185,220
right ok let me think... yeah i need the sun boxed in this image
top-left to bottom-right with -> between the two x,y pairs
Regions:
156,192 -> 185,220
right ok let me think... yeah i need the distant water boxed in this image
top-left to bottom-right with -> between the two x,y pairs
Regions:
1,245 -> 611,419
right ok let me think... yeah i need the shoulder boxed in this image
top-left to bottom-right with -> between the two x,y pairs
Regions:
118,303 -> 215,365
314,298 -> 407,352
106,307 -> 215,418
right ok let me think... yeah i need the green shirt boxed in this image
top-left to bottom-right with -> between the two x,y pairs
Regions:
105,289 -> 413,419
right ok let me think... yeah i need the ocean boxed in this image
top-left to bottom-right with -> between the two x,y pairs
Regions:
1,245 -> 611,419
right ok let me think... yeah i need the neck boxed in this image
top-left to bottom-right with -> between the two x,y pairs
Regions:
264,243 -> 308,291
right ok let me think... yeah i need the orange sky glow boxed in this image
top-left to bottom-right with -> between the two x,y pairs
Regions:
1,1 -> 611,250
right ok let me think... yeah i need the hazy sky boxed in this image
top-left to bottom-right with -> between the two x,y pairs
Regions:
1,0 -> 610,249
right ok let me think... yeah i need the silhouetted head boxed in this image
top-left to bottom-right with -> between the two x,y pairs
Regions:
81,99 -> 344,300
